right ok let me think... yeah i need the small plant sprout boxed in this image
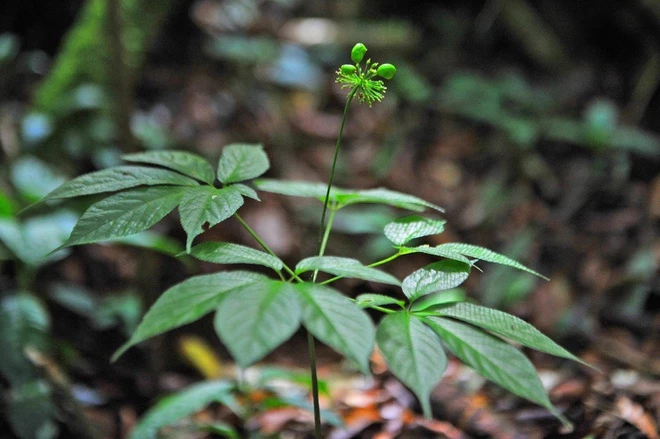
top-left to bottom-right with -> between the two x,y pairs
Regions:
41,43 -> 588,438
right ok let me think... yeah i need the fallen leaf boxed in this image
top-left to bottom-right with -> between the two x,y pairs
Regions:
615,396 -> 658,439
415,417 -> 466,439
177,335 -> 223,379
252,407 -> 310,435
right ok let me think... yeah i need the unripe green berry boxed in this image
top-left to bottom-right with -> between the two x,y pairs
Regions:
377,63 -> 396,79
340,64 -> 356,75
351,43 -> 367,64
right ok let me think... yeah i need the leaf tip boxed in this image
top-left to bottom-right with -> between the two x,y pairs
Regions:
185,235 -> 194,255
17,199 -> 44,216
356,358 -> 372,376
548,406 -> 573,433
576,356 -> 601,373
111,343 -> 131,363
45,243 -> 69,258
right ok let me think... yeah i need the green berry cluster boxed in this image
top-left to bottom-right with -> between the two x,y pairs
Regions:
336,43 -> 397,106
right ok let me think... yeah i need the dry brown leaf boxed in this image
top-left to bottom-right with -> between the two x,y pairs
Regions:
253,407 -> 311,435
415,417 -> 466,439
342,388 -> 388,408
550,378 -> 589,400
615,396 -> 659,439
343,406 -> 382,426
330,406 -> 381,439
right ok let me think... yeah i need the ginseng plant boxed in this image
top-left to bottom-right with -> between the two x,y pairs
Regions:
40,43 -> 586,437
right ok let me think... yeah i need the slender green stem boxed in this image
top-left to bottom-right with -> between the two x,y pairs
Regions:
233,213 -> 274,257
319,250 -> 403,286
318,206 -> 337,259
307,87 -> 357,439
315,88 -> 356,254
311,206 -> 337,283
368,251 -> 404,268
233,212 -> 331,439
369,305 -> 396,314
233,213 -> 299,282
411,310 -> 443,317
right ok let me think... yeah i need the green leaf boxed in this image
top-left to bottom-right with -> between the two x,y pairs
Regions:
434,302 -> 585,365
113,271 -> 266,361
435,243 -> 547,279
0,190 -> 15,217
336,188 -> 443,212
7,379 -> 58,439
410,289 -> 466,312
113,231 -> 185,259
188,242 -> 283,272
11,155 -> 66,202
402,260 -> 471,302
197,422 -> 239,439
232,183 -> 260,201
130,380 -> 237,439
424,317 -> 565,421
269,394 -> 343,427
0,294 -> 50,385
0,33 -> 19,63
178,186 -> 244,252
254,179 -> 443,212
298,284 -> 375,374
253,179 -> 331,199
295,256 -> 401,286
384,215 -> 446,245
44,166 -> 199,200
64,186 -> 185,247
376,312 -> 447,417
254,366 -> 330,396
121,150 -> 216,185
608,126 -> 660,156
216,144 -> 270,184
214,280 -> 301,368
332,207 -> 397,234
0,211 -> 76,266
400,245 -> 472,265
355,293 -> 405,309
49,285 -> 141,334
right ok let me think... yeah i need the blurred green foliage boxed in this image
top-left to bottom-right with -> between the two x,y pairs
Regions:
33,0 -> 171,113
438,72 -> 660,155
0,142 -> 181,439
127,366 -> 340,439
25,0 -> 173,160
0,294 -> 58,439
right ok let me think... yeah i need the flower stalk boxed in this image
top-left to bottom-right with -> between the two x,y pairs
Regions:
308,43 -> 396,438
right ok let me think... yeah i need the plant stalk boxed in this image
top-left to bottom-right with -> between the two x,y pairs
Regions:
307,330 -> 322,439
233,213 -> 296,282
367,250 -> 404,268
311,206 -> 337,282
315,88 -> 357,254
307,87 -> 357,439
